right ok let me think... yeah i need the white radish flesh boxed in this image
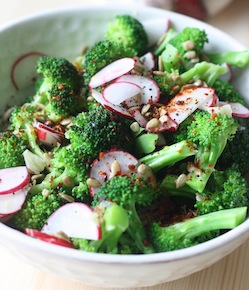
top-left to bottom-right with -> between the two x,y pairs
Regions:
116,75 -> 160,105
141,17 -> 170,47
89,58 -> 136,89
103,81 -> 142,105
0,185 -> 29,217
25,228 -> 74,248
0,166 -> 30,195
89,150 -> 139,196
42,202 -> 101,240
219,63 -> 233,82
166,87 -> 215,125
218,101 -> 249,118
91,89 -> 133,119
139,52 -> 155,71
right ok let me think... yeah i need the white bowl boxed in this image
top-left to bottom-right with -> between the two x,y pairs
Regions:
0,4 -> 248,288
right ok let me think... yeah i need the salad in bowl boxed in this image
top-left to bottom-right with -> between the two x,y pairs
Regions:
0,4 -> 248,287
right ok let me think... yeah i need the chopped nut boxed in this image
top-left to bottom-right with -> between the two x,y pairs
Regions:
130,122 -> 140,132
59,192 -> 75,203
87,96 -> 94,102
175,173 -> 187,188
60,117 -> 72,126
137,163 -> 151,175
190,57 -> 200,63
109,160 -> 121,179
182,40 -> 195,51
184,50 -> 197,59
62,175 -> 74,187
146,118 -> 160,130
158,55 -> 164,72
42,189 -> 51,197
159,114 -> 169,124
141,104 -> 151,115
196,193 -> 203,202
86,177 -> 102,188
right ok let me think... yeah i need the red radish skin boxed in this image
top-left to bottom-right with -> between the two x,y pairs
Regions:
25,228 -> 74,248
33,121 -> 64,146
91,89 -> 133,119
218,101 -> 249,118
103,81 -> 142,105
10,51 -> 46,90
0,185 -> 29,217
0,166 -> 30,195
89,58 -> 136,89
116,75 -> 160,105
89,150 -> 139,196
42,202 -> 102,240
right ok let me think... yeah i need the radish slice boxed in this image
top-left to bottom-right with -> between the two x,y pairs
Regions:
0,185 -> 29,217
218,101 -> 249,118
91,89 -> 133,119
166,87 -> 215,125
128,108 -> 148,128
89,150 -> 139,196
139,52 -> 155,71
141,17 -> 170,47
33,121 -> 64,147
219,63 -> 233,82
25,228 -> 74,248
42,202 -> 101,240
116,75 -> 160,105
198,92 -> 218,110
11,51 -> 46,91
103,81 -> 142,105
89,58 -> 136,89
206,104 -> 233,118
0,166 -> 30,195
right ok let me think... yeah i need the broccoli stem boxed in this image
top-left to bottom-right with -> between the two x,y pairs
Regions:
186,137 -> 228,193
180,61 -> 227,87
139,140 -> 197,172
153,28 -> 177,56
205,50 -> 249,68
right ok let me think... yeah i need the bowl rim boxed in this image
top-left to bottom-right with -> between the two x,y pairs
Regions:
0,3 -> 249,264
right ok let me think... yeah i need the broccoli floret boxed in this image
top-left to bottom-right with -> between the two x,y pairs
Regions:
72,203 -> 130,254
66,105 -> 134,160
29,145 -> 90,201
204,50 -> 249,68
105,15 -> 149,56
183,110 -> 238,193
154,61 -> 226,96
9,105 -> 46,160
139,140 -> 197,172
195,165 -> 249,215
92,175 -> 157,253
12,188 -> 67,231
83,40 -> 135,85
150,207 -> 247,252
217,117 -> 249,174
0,131 -> 28,169
212,79 -> 245,104
34,56 -> 84,121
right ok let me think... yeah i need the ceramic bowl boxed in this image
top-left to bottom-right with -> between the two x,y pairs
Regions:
0,4 -> 248,288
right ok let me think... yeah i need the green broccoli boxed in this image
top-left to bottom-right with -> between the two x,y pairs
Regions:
83,40 -> 135,86
139,140 -> 197,172
0,131 -> 28,169
212,79 -> 246,104
182,110 -> 238,193
92,175 -> 158,253
217,117 -> 249,174
12,188 -> 67,231
204,50 -> 249,68
150,207 -> 247,252
33,56 -> 84,121
195,165 -> 249,215
105,14 -> 149,56
154,61 -> 226,97
153,27 -> 177,56
66,105 -> 134,160
72,203 -> 131,254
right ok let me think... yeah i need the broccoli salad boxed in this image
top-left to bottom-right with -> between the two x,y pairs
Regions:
1,14 -> 249,254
